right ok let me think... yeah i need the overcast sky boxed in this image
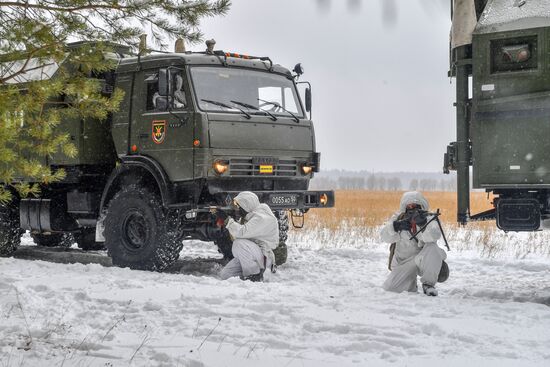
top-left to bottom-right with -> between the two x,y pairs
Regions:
198,0 -> 454,172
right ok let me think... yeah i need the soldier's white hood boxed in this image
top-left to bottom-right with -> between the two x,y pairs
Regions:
399,191 -> 430,212
234,191 -> 261,213
234,191 -> 277,224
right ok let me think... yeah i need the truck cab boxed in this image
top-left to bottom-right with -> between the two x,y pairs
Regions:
111,52 -> 322,208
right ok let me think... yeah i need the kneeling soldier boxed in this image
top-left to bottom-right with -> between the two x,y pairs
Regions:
218,191 -> 279,282
380,191 -> 448,296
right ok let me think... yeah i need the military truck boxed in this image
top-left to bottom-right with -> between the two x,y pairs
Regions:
444,0 -> 550,231
0,39 -> 335,270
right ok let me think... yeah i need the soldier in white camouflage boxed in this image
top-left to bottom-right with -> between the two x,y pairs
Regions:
380,191 -> 448,296
218,192 -> 279,282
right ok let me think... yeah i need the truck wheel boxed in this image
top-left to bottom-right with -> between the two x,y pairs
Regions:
75,228 -> 105,251
275,210 -> 289,242
273,210 -> 289,265
0,200 -> 21,256
104,185 -> 182,271
31,233 -> 74,248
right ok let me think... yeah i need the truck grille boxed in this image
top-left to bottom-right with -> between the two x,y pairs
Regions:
229,158 -> 298,177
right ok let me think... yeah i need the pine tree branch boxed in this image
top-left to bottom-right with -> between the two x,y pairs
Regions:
0,1 -> 130,13
0,0 -> 231,187
0,43 -> 59,84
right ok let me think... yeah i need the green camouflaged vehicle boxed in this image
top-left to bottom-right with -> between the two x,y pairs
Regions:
1,40 -> 334,270
445,0 -> 550,231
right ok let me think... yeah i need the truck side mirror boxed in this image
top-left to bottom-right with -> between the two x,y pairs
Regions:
305,87 -> 312,112
158,69 -> 169,96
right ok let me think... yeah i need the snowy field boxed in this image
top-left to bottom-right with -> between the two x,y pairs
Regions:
1,229 -> 549,367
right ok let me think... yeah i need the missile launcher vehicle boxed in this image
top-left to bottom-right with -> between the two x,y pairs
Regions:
445,0 -> 550,231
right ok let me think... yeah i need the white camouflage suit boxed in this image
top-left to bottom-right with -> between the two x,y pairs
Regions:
380,191 -> 447,293
220,192 -> 279,280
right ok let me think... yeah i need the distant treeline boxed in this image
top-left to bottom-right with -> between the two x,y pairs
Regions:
310,175 -> 457,192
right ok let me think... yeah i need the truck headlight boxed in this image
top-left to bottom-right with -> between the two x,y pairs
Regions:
301,164 -> 314,175
213,160 -> 229,175
320,193 -> 328,206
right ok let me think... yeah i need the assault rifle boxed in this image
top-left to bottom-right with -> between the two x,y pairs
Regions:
182,194 -> 239,220
409,209 -> 450,251
184,206 -> 239,221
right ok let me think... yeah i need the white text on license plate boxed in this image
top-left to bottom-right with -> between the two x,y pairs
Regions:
270,195 -> 298,206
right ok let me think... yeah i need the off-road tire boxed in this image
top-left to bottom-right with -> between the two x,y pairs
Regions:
273,210 -> 289,265
31,233 -> 74,248
0,199 -> 21,256
104,185 -> 182,271
75,228 -> 105,251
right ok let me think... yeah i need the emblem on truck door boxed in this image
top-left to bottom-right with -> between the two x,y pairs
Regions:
152,120 -> 166,144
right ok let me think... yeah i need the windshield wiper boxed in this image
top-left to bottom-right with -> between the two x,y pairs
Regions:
257,99 -> 299,123
230,100 -> 277,121
201,98 -> 251,119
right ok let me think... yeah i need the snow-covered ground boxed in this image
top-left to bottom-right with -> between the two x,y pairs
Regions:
1,230 -> 549,367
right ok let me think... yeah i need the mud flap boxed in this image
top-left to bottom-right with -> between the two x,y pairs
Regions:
95,216 -> 106,242
496,199 -> 540,231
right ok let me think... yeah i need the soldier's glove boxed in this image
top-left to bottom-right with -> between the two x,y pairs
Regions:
412,211 -> 428,227
215,210 -> 229,227
393,219 -> 411,232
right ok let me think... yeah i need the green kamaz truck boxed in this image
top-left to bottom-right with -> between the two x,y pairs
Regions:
0,40 -> 334,270
445,0 -> 550,231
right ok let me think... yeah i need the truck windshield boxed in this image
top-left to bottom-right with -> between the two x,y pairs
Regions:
190,66 -> 304,118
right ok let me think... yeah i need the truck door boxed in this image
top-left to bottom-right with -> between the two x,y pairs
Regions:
131,68 -> 194,181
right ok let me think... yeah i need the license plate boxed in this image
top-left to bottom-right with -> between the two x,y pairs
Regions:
269,194 -> 298,207
259,165 -> 273,174
253,157 -> 278,165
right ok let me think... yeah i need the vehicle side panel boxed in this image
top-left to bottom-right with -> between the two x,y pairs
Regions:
472,27 -> 550,188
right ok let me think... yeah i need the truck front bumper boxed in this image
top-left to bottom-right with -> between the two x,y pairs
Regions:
219,190 -> 335,210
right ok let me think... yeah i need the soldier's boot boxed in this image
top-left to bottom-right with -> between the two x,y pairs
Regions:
241,268 -> 265,282
422,283 -> 438,297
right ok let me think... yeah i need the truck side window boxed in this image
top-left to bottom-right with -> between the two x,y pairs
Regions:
491,36 -> 537,73
145,73 -> 162,111
172,72 -> 187,110
283,87 -> 298,113
145,71 -> 186,111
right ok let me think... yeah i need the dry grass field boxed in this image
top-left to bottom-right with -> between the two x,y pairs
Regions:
291,190 -> 550,257
302,190 -> 495,231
